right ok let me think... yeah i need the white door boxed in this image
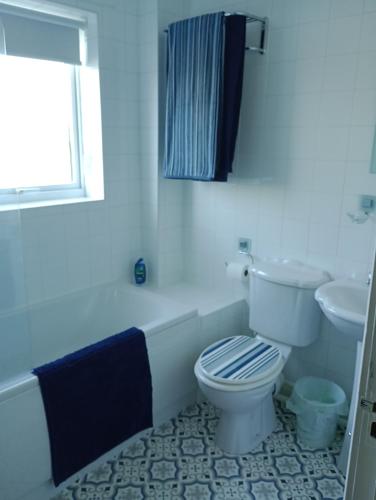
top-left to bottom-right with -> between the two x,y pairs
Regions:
345,258 -> 376,500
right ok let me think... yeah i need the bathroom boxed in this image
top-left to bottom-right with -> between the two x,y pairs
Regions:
0,0 -> 376,498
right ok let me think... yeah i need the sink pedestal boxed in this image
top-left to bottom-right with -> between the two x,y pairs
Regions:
337,340 -> 363,475
314,279 -> 369,476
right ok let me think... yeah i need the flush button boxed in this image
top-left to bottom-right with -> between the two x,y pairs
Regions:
238,237 -> 252,255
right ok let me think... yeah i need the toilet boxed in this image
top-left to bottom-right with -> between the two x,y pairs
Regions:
194,259 -> 330,455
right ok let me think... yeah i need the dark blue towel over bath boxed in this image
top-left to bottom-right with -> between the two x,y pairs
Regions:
33,327 -> 152,486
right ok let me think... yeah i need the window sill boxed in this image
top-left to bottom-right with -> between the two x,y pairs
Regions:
0,195 -> 104,212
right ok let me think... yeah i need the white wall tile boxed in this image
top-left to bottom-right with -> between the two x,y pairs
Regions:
291,94 -> 321,128
338,225 -> 374,261
351,90 -> 376,126
308,223 -> 339,255
344,161 -> 376,194
317,127 -> 350,161
267,61 -> 296,95
289,127 -> 318,160
63,210 -> 89,242
356,52 -> 376,89
283,189 -> 312,221
281,219 -> 309,257
310,192 -> 343,225
295,58 -> 325,93
319,92 -> 354,126
42,264 -> 69,299
269,27 -> 298,62
360,11 -> 376,49
313,161 -> 346,194
286,160 -> 315,189
324,54 -> 358,91
271,0 -> 300,27
0,312 -> 32,380
66,239 -> 92,291
264,95 -> 292,127
297,22 -> 328,60
297,0 -> 332,23
331,0 -> 365,18
347,126 -> 374,162
256,215 -> 283,257
327,16 -> 361,55
364,0 -> 376,12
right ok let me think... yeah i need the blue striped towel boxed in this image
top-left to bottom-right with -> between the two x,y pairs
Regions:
163,13 -> 224,181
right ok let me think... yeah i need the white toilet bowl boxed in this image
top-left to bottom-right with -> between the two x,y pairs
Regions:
194,335 -> 289,455
195,260 -> 329,455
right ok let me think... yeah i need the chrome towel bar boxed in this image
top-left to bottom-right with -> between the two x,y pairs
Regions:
164,12 -> 269,55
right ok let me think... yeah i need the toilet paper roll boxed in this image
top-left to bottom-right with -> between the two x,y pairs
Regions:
226,262 -> 249,281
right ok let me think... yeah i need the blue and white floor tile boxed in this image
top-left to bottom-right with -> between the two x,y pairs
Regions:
57,401 -> 345,499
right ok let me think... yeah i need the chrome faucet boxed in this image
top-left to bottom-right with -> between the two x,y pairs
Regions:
367,272 -> 372,286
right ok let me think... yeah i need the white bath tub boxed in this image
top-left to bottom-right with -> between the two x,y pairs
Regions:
0,283 -> 200,500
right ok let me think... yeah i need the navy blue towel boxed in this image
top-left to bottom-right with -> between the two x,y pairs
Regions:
214,15 -> 246,181
33,327 -> 152,486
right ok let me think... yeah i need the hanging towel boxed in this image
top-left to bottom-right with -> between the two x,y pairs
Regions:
33,327 -> 152,486
214,14 -> 246,181
163,13 -> 246,181
164,13 -> 225,181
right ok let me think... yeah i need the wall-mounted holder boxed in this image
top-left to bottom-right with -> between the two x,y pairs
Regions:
224,12 -> 268,55
238,237 -> 254,264
347,195 -> 376,224
224,261 -> 249,278
164,12 -> 269,55
224,237 -> 255,271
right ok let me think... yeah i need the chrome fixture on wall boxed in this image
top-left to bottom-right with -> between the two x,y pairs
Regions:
347,195 -> 376,224
164,12 -> 269,55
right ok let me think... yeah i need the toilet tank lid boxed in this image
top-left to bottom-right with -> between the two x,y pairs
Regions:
250,259 -> 330,289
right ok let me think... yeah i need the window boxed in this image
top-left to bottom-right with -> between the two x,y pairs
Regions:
0,1 -> 104,209
0,56 -> 82,194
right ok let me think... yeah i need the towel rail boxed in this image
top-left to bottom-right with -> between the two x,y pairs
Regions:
164,12 -> 269,55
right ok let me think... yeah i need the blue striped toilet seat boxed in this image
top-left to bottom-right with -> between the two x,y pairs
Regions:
197,336 -> 284,387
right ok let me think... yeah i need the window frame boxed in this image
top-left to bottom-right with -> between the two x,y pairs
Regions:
0,0 -> 104,212
0,63 -> 85,205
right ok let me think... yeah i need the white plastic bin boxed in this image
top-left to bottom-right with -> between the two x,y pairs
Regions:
286,376 -> 348,449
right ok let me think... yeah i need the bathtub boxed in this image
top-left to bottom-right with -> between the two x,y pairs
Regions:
0,283 -> 200,500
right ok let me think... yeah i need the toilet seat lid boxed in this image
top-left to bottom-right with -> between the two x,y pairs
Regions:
197,336 -> 283,386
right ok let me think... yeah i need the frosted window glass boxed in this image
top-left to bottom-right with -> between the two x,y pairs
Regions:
0,55 -> 80,190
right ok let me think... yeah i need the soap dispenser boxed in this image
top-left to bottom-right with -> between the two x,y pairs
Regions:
134,258 -> 146,285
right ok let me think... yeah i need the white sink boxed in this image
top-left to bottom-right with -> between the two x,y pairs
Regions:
315,279 -> 368,342
315,278 -> 370,474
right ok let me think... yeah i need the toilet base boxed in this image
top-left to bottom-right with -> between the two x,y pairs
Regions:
215,392 -> 277,455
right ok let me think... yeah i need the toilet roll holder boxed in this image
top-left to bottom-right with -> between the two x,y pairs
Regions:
225,251 -> 254,275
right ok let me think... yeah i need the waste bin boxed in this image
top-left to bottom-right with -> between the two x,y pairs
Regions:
286,376 -> 348,449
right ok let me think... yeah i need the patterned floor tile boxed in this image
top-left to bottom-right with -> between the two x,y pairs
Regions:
58,401 -> 345,500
